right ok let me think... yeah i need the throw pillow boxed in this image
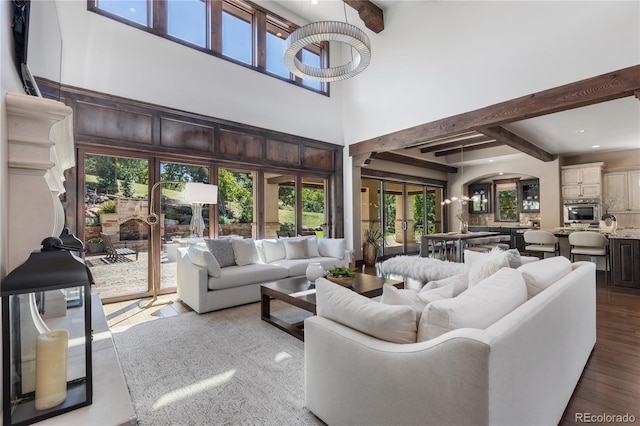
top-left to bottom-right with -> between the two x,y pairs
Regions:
517,256 -> 572,298
316,278 -> 417,344
417,267 -> 527,342
381,284 -> 454,323
421,272 -> 469,297
262,239 -> 286,263
284,239 -> 309,259
504,249 -> 522,268
467,249 -> 510,287
204,238 -> 236,268
231,238 -> 260,266
188,245 -> 221,277
318,238 -> 346,259
303,235 -> 321,257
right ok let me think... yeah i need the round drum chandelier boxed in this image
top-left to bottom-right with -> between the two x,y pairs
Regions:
284,21 -> 371,82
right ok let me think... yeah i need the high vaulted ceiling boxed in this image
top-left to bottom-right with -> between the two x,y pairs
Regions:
271,0 -> 640,169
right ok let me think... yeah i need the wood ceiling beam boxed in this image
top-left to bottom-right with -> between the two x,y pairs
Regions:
419,135 -> 496,153
372,152 -> 458,173
349,65 -> 640,158
343,0 -> 384,33
478,127 -> 555,162
434,141 -> 504,157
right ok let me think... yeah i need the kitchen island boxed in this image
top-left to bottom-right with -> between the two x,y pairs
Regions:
609,231 -> 640,289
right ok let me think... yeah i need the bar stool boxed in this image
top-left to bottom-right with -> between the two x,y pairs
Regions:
523,230 -> 560,258
569,231 -> 610,284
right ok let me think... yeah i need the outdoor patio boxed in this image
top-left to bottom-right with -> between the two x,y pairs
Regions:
86,250 -> 177,300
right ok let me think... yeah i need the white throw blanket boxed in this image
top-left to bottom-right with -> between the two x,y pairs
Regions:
380,256 -> 466,282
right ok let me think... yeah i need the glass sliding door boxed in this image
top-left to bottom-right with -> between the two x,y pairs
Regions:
83,153 -> 150,301
158,161 -> 210,293
218,167 -> 256,238
301,176 -> 327,237
361,179 -> 383,257
264,173 -> 296,238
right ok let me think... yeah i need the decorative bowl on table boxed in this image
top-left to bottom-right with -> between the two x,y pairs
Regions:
325,267 -> 356,287
570,223 -> 591,231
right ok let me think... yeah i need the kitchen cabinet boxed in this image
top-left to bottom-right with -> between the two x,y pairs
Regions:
603,168 -> 640,212
611,237 -> 640,289
519,179 -> 540,213
561,163 -> 603,198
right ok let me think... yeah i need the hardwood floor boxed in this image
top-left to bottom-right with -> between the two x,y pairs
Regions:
100,268 -> 640,422
561,272 -> 640,424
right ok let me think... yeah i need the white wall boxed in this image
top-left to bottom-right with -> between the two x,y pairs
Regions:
52,1 -> 345,145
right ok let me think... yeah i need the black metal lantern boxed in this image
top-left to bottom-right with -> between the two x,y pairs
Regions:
2,237 -> 92,425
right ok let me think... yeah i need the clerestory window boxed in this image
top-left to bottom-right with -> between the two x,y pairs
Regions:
90,0 -> 329,95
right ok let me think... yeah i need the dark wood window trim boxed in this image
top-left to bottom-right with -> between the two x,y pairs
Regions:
87,0 -> 329,96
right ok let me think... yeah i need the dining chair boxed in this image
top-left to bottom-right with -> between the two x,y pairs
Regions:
523,230 -> 560,258
569,231 -> 610,284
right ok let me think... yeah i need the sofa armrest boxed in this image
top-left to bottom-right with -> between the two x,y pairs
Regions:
176,248 -> 209,313
304,316 -> 492,426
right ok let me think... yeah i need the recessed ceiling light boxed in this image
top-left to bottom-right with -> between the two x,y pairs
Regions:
575,129 -> 586,133
499,172 -> 504,176
489,159 -> 494,163
592,145 -> 600,148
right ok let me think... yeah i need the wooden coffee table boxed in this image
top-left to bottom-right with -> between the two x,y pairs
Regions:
260,273 -> 404,341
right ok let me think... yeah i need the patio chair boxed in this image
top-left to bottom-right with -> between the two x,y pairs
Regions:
101,233 -> 138,262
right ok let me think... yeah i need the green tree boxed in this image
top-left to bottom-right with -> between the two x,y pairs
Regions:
218,169 -> 253,223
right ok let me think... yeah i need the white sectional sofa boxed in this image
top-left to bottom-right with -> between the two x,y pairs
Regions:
177,236 -> 351,313
305,256 -> 597,426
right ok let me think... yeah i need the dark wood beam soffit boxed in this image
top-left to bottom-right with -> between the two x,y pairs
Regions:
372,152 -> 458,173
419,135 -> 495,153
478,127 -> 555,162
349,65 -> 640,157
434,141 -> 504,157
343,0 -> 384,33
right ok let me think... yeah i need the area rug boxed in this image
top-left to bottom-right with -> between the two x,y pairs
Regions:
111,301 -> 322,425
379,255 -> 466,283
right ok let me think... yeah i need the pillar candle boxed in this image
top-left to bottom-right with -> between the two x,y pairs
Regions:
35,329 -> 69,410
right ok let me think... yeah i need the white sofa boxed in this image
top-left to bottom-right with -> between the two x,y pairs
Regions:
177,237 -> 351,313
305,259 -> 597,426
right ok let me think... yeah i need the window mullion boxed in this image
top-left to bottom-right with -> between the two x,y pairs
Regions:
256,11 -> 266,71
211,0 -> 222,53
152,0 -> 167,34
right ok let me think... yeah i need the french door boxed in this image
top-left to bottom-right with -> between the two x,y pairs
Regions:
362,179 -> 443,258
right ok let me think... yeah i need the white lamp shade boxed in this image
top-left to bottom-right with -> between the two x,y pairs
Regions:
185,183 -> 218,204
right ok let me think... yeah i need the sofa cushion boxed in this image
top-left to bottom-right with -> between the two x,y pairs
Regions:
206,263 -> 289,290
421,272 -> 469,297
204,239 -> 236,267
316,278 -> 417,344
465,248 -> 523,269
270,257 -> 343,277
188,245 -> 221,278
231,238 -> 260,266
417,267 -> 527,342
284,239 -> 309,259
318,238 -> 345,260
262,239 -> 286,263
517,255 -> 572,298
381,284 -> 454,323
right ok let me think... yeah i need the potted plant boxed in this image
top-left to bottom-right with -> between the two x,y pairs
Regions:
87,237 -> 104,253
363,225 -> 383,266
